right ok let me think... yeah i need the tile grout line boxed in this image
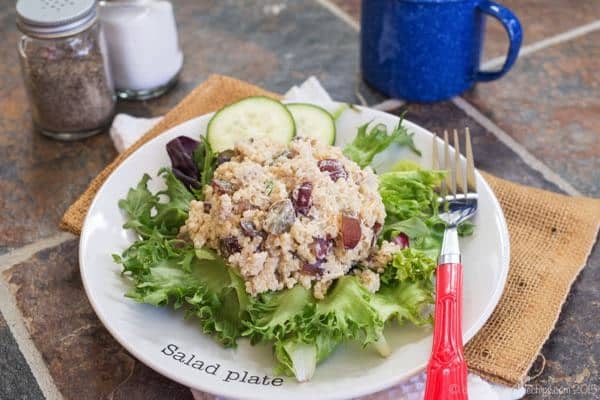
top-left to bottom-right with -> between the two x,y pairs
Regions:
0,232 -> 75,272
371,99 -> 406,112
314,0 -> 360,31
315,0 -> 590,196
0,280 -> 64,400
0,232 -> 74,399
452,97 -> 582,196
481,19 -> 600,70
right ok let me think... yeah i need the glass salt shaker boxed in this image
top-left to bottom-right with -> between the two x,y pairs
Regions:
17,0 -> 116,140
99,0 -> 183,100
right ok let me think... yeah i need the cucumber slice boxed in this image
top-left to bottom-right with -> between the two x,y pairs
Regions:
287,103 -> 336,145
207,96 -> 296,152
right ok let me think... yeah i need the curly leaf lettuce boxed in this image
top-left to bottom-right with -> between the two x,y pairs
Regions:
367,248 -> 437,358
380,248 -> 437,286
244,285 -> 314,343
312,276 -> 384,345
246,275 -> 385,345
118,168 -> 194,238
273,333 -> 339,382
378,170 -> 445,220
372,281 -> 434,327
186,264 -> 251,347
343,120 -> 420,168
116,171 -> 251,347
264,275 -> 384,382
116,233 -> 251,347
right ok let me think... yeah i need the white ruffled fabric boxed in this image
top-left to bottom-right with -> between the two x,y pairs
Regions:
109,77 -> 525,400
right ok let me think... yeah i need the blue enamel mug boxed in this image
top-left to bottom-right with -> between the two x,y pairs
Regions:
361,0 -> 522,102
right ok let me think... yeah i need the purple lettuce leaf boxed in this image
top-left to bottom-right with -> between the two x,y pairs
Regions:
166,136 -> 201,189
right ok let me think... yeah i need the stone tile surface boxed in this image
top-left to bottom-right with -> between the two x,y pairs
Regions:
0,0 -> 360,254
465,31 -> 600,196
0,310 -> 45,400
3,239 -> 196,400
111,363 -> 196,400
483,0 -> 600,61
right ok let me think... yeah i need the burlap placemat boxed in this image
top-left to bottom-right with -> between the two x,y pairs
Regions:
60,74 -> 600,387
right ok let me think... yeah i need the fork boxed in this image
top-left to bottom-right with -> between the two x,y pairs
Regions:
424,128 -> 478,400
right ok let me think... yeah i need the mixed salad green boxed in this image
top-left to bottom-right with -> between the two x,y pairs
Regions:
113,98 -> 473,381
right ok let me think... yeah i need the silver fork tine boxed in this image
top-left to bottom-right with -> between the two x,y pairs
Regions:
433,132 -> 448,200
444,130 -> 456,195
443,131 -> 450,183
432,133 -> 440,171
465,127 -> 477,192
453,129 -> 466,198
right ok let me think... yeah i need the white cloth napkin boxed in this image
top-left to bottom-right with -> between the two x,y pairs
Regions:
109,113 -> 163,153
109,77 -> 525,400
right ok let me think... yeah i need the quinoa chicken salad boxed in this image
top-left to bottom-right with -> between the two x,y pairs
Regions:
114,97 -> 473,381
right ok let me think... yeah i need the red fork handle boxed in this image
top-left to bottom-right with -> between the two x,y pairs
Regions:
424,263 -> 468,400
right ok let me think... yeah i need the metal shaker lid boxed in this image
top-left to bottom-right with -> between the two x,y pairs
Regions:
16,0 -> 97,38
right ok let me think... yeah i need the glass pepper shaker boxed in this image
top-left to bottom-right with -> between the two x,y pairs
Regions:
17,0 -> 116,140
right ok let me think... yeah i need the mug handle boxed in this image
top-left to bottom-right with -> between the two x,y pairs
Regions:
476,1 -> 522,82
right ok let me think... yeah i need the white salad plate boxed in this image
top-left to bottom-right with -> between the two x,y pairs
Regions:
80,101 -> 510,400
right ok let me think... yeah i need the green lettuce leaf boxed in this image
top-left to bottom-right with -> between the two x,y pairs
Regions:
378,163 -> 474,260
115,228 -> 251,347
343,121 -> 420,168
331,103 -> 360,121
118,168 -> 194,238
373,248 -> 436,328
383,215 -> 474,261
185,262 -> 251,347
390,159 -> 423,172
457,220 -> 475,236
244,285 -> 314,343
312,276 -> 384,345
245,275 -> 384,380
127,258 -> 195,307
378,160 -> 444,258
371,281 -> 434,326
381,216 -> 442,260
378,170 -> 445,221
117,174 -> 156,237
380,248 -> 436,286
273,333 -> 340,381
114,229 -> 188,278
381,216 -> 430,241
192,138 -> 217,194
246,275 -> 384,347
